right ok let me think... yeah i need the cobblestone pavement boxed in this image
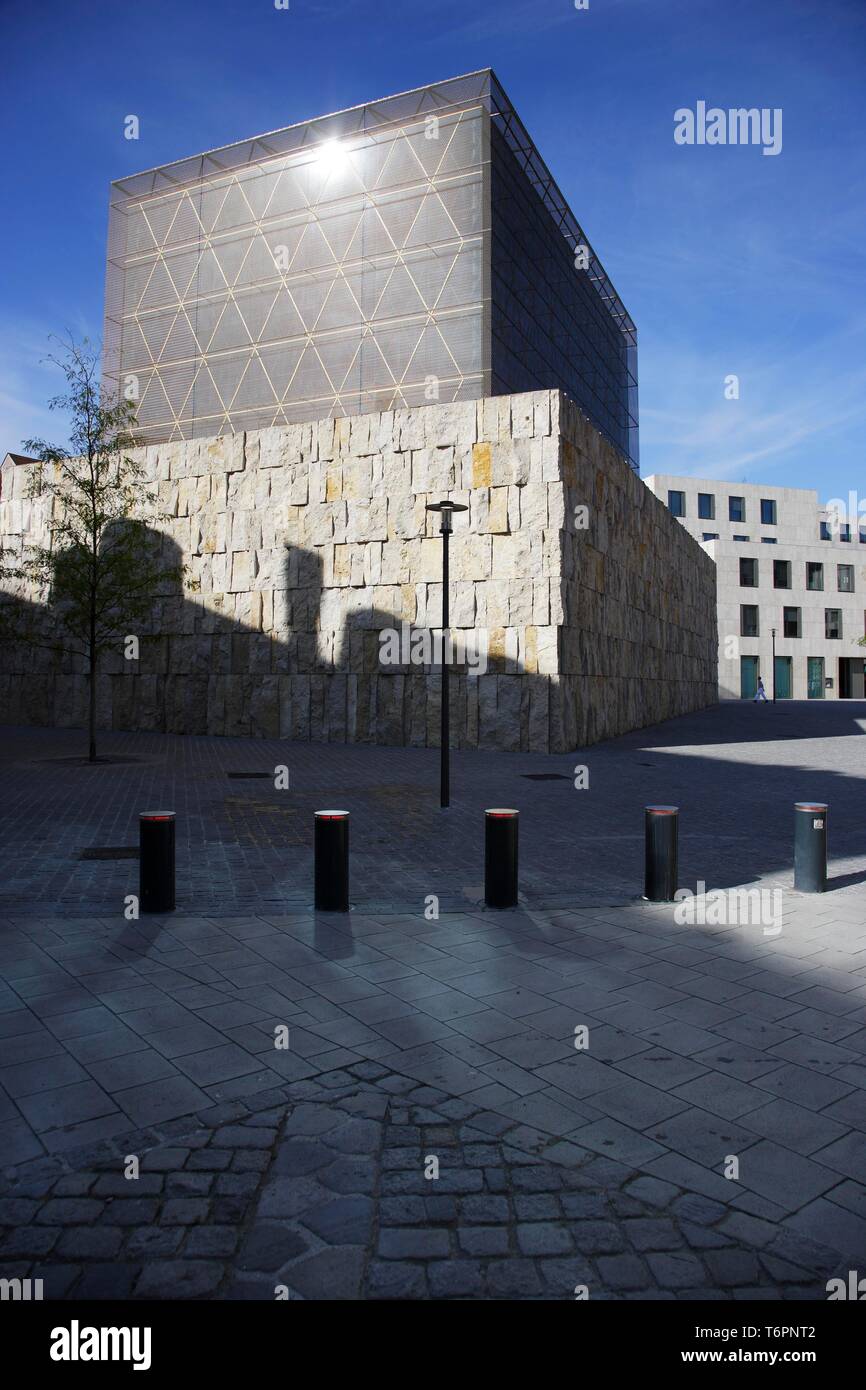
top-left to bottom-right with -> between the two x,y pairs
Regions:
0,1064 -> 849,1300
1,703 -> 865,1298
2,700 -> 866,915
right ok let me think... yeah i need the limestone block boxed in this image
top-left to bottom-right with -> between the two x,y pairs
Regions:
331,501 -> 349,544
229,551 -> 250,592
349,412 -> 372,456
316,418 -> 336,462
519,483 -> 547,534
492,531 -> 531,579
230,512 -> 250,552
533,393 -> 552,438
349,548 -> 365,586
417,536 -> 443,583
400,584 -> 417,623
452,532 -> 491,582
476,486 -> 509,535
484,580 -> 509,628
343,457 -> 373,500
288,462 -> 309,505
424,400 -> 476,449
540,436 -> 560,483
511,395 -> 535,440
452,581 -> 476,628
361,542 -> 383,586
306,504 -> 334,546
227,470 -> 255,510
471,442 -> 491,488
535,625 -> 558,675
520,625 -> 538,674
508,578 -> 533,626
324,466 -> 342,502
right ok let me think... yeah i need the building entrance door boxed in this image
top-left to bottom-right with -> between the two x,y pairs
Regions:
774,656 -> 792,700
740,655 -> 759,699
839,658 -> 866,699
807,657 -> 825,699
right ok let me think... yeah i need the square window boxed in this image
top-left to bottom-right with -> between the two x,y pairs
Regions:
739,557 -> 758,587
698,493 -> 715,520
668,490 -> 685,518
760,499 -> 777,525
761,537 -> 777,544
820,521 -> 831,541
838,564 -> 855,593
729,495 -> 746,522
733,535 -> 750,542
806,562 -> 824,591
840,524 -> 851,542
740,605 -> 759,638
773,560 -> 791,589
825,608 -> 842,640
702,532 -> 719,541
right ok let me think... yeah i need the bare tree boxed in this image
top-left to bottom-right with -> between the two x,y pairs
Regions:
0,337 -> 181,761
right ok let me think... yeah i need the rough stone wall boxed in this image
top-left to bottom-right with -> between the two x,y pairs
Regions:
556,396 -> 718,747
0,391 -> 716,751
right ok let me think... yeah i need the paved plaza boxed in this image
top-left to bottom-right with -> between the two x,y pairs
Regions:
1,702 -> 865,1299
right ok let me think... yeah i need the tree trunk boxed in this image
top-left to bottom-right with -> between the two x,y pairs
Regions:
88,649 -> 97,762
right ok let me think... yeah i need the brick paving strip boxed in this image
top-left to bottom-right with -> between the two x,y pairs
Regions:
0,1063 -> 846,1300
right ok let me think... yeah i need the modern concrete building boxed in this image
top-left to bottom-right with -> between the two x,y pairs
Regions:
645,474 -> 866,700
104,71 -> 638,469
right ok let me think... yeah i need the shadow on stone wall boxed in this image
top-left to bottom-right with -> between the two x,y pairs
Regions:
0,527 -> 568,751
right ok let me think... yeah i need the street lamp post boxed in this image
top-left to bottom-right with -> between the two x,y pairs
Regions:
772,627 -> 777,703
426,500 -> 468,808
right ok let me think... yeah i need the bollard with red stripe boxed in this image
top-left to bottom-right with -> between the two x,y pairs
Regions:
485,808 -> 519,909
794,802 -> 828,893
644,805 -> 678,902
139,811 -> 176,913
314,810 -> 350,912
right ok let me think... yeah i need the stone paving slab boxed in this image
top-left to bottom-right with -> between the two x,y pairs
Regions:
0,1063 -> 848,1300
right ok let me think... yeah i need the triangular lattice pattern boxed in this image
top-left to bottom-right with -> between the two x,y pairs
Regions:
107,106 -> 487,442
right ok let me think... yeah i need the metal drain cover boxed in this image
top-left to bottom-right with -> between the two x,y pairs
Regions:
521,773 -> 570,781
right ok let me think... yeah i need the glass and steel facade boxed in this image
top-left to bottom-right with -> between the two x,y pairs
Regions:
104,70 -> 638,468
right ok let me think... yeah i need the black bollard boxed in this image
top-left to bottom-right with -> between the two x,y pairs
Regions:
644,805 -> 678,902
485,809 -> 518,908
314,810 -> 349,912
794,802 -> 828,893
139,811 -> 176,913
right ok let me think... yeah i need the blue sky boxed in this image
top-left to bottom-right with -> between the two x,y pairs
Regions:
1,0 -> 864,498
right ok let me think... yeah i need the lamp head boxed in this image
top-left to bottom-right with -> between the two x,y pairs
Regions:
426,499 -> 468,534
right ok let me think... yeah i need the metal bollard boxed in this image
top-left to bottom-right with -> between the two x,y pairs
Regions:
139,811 -> 176,913
794,802 -> 828,893
314,810 -> 349,912
485,808 -> 518,909
644,805 -> 679,902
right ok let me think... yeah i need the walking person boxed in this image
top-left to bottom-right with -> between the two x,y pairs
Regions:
754,676 -> 768,702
